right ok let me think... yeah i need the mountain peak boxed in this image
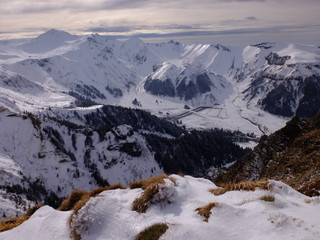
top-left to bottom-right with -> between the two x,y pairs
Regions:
124,37 -> 145,47
21,29 -> 78,53
35,29 -> 77,42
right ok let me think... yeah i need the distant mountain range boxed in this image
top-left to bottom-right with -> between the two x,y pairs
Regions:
1,29 -> 319,135
0,30 -> 319,217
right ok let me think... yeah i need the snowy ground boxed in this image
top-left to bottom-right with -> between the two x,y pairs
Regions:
1,175 -> 319,240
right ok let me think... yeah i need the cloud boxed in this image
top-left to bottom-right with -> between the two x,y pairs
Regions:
0,0 -> 269,15
221,16 -> 260,26
99,0 -> 149,10
0,0 -> 153,14
104,28 -> 263,39
246,16 -> 258,21
87,26 -> 133,33
218,0 -> 265,2
0,0 -> 319,45
90,23 -> 320,41
85,24 -> 203,34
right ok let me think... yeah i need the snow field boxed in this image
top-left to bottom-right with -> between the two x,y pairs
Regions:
1,175 -> 319,240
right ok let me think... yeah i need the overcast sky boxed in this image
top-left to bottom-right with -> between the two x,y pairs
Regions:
1,0 -> 319,45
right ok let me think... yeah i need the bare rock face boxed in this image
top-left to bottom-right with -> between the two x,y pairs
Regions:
266,52 -> 291,66
144,78 -> 176,97
144,72 -> 213,101
260,74 -> 320,118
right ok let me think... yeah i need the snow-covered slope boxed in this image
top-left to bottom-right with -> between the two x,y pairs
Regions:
0,106 -> 163,217
1,175 -> 319,240
0,104 -> 249,217
1,30 -> 319,136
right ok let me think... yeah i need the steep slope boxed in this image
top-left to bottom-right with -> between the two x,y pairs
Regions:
144,62 -> 232,104
215,113 -> 320,196
241,45 -> 320,118
1,175 -> 319,240
0,105 -> 249,217
0,106 -> 162,216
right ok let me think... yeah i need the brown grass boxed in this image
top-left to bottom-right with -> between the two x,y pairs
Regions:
131,174 -> 176,213
210,179 -> 271,195
0,204 -> 42,232
89,184 -> 126,197
129,174 -> 176,190
132,183 -> 160,213
59,184 -> 126,213
209,188 -> 227,196
58,190 -> 89,211
195,202 -> 218,222
66,184 -> 127,240
259,195 -> 275,202
134,223 -> 169,240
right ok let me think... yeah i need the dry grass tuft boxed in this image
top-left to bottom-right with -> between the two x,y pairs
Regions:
209,188 -> 227,196
58,190 -> 89,211
66,184 -> 127,240
0,216 -> 27,232
132,183 -> 160,213
131,174 -> 176,213
66,192 -> 92,240
259,195 -> 275,202
210,179 -> 271,195
195,202 -> 218,222
0,204 -> 42,232
90,184 -> 126,197
134,223 -> 169,240
129,174 -> 176,190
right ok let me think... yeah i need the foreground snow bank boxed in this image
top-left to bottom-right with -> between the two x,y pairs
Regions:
1,176 -> 319,240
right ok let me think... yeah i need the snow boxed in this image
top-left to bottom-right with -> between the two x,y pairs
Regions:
277,44 -> 319,64
21,29 -> 79,54
1,30 -> 319,136
0,206 -> 71,240
1,176 -> 319,240
0,30 -> 319,239
0,107 -> 164,216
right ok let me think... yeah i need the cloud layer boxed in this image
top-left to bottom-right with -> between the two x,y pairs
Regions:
0,0 -> 319,45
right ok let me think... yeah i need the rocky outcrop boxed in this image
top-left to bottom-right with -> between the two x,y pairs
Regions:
144,78 -> 175,97
176,73 -> 212,100
260,74 -> 320,118
266,52 -> 291,66
215,113 -> 320,196
144,72 -> 213,101
296,75 -> 320,118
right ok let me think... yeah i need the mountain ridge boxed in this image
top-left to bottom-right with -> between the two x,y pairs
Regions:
1,30 -> 319,136
214,113 -> 320,197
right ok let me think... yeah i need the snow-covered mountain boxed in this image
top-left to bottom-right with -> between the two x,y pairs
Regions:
0,106 -> 159,217
1,175 -> 319,240
1,29 -> 319,136
0,29 -> 319,219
